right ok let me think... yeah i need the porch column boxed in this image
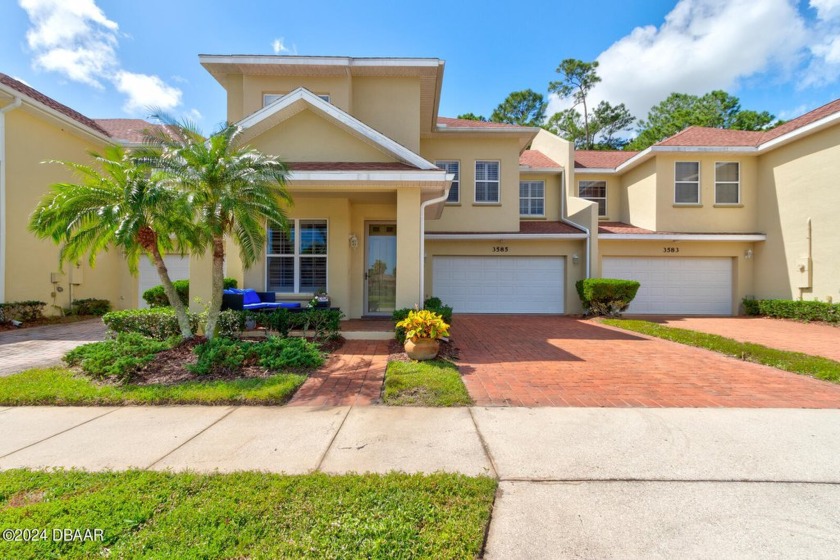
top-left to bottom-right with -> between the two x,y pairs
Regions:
395,187 -> 422,309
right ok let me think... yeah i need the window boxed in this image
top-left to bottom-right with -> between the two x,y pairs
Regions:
475,161 -> 500,203
675,162 -> 700,204
519,181 -> 545,216
267,220 -> 327,293
579,180 -> 607,217
263,93 -> 331,107
715,162 -> 740,204
436,161 -> 460,203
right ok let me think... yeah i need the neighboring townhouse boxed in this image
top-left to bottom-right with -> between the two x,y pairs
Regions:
2,57 -> 839,319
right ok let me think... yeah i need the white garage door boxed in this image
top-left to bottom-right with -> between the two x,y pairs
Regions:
138,255 -> 190,308
601,257 -> 732,315
432,256 -> 565,313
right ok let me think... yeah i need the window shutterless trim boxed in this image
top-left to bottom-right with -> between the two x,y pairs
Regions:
474,160 -> 501,204
578,179 -> 607,217
519,180 -> 545,217
435,160 -> 460,204
674,161 -> 701,205
714,161 -> 740,205
266,218 -> 329,294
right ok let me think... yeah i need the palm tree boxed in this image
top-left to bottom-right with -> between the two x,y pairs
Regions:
29,145 -> 199,339
142,116 -> 292,339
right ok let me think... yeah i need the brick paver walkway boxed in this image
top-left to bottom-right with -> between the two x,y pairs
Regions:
0,319 -> 107,376
645,316 -> 840,362
454,315 -> 840,408
288,340 -> 389,406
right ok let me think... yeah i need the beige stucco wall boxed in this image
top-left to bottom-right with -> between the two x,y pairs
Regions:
598,239 -> 756,315
4,108 -> 134,313
653,154 -> 759,233
249,109 -> 393,162
421,136 -> 523,233
424,238 -> 587,314
755,125 -> 840,301
241,75 -> 352,118
618,158 -> 657,230
529,129 -> 574,196
573,172 -> 621,222
352,77 -> 421,153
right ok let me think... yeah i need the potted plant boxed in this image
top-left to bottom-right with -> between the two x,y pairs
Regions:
395,309 -> 450,360
309,288 -> 330,309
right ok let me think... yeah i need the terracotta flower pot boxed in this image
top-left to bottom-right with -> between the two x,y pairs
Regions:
404,338 -> 440,361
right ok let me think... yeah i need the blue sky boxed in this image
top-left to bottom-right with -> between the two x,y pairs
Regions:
2,0 -> 840,131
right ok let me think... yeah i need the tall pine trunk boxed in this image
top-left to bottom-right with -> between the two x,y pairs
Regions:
203,235 -> 226,340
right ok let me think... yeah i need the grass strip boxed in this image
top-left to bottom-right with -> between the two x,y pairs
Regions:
0,469 -> 496,559
0,368 -> 306,406
602,319 -> 840,383
384,360 -> 473,406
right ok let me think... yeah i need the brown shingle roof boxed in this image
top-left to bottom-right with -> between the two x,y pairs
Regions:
287,161 -> 419,171
437,117 -> 525,129
519,150 -> 562,169
759,98 -> 840,143
574,150 -> 639,169
598,222 -> 655,234
94,119 -> 161,143
658,126 -> 764,147
0,73 -> 110,137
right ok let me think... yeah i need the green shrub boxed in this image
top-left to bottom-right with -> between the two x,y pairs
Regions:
576,278 -> 641,317
190,336 -> 324,375
255,336 -> 324,371
742,298 -> 840,323
64,332 -> 173,381
70,298 -> 111,316
103,308 -> 199,340
189,337 -> 251,375
0,300 -> 46,323
217,309 -> 247,338
424,297 -> 443,308
293,308 -> 343,340
260,308 -> 292,337
142,277 -> 238,307
393,298 -> 454,343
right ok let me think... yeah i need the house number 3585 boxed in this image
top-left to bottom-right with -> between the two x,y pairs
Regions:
492,246 -> 509,253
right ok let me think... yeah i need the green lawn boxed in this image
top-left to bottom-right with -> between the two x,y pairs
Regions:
602,319 -> 840,383
384,360 -> 473,406
0,368 -> 306,406
0,469 -> 496,559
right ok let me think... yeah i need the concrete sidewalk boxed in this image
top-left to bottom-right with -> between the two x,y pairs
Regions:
1,406 -> 839,558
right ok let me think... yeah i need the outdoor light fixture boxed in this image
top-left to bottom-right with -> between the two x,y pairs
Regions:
745,249 -> 753,259
349,234 -> 358,249
572,253 -> 580,265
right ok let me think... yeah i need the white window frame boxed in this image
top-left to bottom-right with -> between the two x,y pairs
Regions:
674,161 -> 701,205
474,160 -> 501,204
578,180 -> 607,217
519,180 -> 545,217
436,160 -> 460,204
263,93 -> 331,107
266,218 -> 329,294
714,161 -> 740,205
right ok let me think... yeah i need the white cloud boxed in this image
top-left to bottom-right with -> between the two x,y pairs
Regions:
811,0 -> 840,20
187,108 -> 203,121
803,0 -> 840,84
18,0 -> 182,115
114,71 -> 182,113
554,0 -> 807,119
272,37 -> 297,55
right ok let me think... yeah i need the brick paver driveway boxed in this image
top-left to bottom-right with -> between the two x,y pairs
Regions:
643,316 -> 840,362
454,315 -> 840,408
0,319 -> 107,376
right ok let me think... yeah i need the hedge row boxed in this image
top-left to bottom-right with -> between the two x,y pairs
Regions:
102,308 -> 200,340
0,301 -> 46,323
743,298 -> 840,323
576,278 -> 641,317
142,278 -> 238,308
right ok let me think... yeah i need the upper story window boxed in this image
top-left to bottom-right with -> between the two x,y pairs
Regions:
263,93 -> 331,107
675,161 -> 700,204
475,161 -> 500,203
520,181 -> 545,216
715,162 -> 740,204
267,219 -> 328,293
579,180 -> 607,217
436,161 -> 460,203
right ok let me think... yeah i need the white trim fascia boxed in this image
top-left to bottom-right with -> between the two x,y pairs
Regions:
574,167 -> 618,175
199,55 -> 442,69
519,166 -> 563,174
0,84 -> 111,145
288,170 -> 450,183
433,126 -> 539,135
757,111 -> 840,152
237,88 -> 438,170
599,233 -> 766,241
652,145 -> 758,154
424,233 -> 588,240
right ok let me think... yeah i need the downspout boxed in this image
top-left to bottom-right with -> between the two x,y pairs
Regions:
419,181 -> 453,303
0,97 -> 23,303
558,169 -> 591,278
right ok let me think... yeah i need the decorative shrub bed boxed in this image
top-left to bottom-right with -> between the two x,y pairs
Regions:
743,298 -> 840,324
576,278 -> 641,317
142,277 -> 238,308
69,298 -> 111,316
102,308 -> 200,340
0,300 -> 46,323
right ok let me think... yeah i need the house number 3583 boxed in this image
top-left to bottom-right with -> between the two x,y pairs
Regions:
492,246 -> 509,253
663,247 -> 680,253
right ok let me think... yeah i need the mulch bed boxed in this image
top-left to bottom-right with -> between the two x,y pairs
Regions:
388,339 -> 460,363
131,336 -> 345,386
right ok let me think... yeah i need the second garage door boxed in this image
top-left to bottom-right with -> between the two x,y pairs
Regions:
601,256 -> 733,315
432,256 -> 565,313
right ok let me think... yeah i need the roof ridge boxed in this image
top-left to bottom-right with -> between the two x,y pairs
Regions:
0,73 -> 110,137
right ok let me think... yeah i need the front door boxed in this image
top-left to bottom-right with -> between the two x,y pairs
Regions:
365,223 -> 397,315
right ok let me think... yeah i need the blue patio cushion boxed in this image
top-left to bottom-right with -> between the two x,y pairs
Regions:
241,289 -> 261,305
